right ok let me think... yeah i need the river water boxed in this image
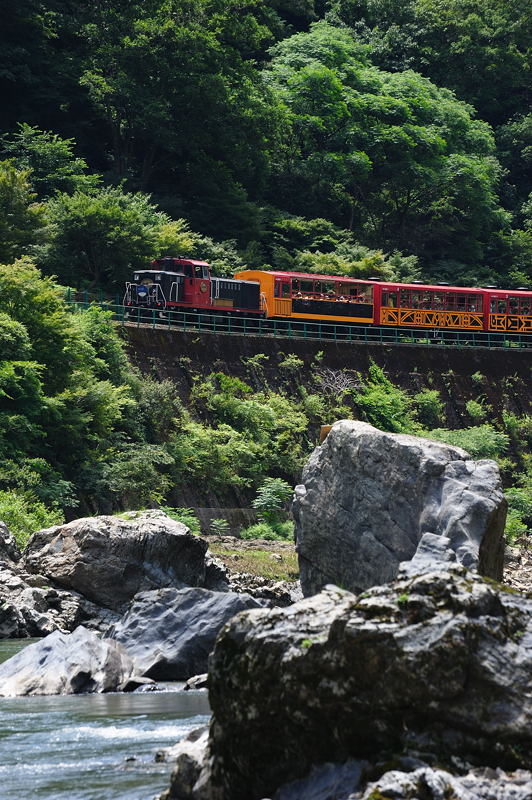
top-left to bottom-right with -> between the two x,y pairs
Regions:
0,640 -> 211,800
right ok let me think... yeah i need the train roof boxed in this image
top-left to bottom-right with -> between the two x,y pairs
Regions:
152,258 -> 210,267
253,270 -> 531,295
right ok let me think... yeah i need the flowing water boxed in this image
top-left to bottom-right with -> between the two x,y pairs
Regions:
0,640 -> 211,800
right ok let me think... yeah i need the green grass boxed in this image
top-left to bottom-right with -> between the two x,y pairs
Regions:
209,544 -> 299,581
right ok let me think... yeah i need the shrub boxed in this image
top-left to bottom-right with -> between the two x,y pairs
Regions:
0,490 -> 64,550
426,425 -> 509,459
413,389 -> 445,428
355,363 -> 414,433
252,477 -> 293,526
466,398 -> 489,424
279,353 -> 304,372
210,517 -> 230,536
240,522 -> 285,541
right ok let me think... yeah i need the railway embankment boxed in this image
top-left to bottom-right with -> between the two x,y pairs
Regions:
124,326 -> 531,425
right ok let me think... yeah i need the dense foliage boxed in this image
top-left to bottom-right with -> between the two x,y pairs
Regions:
0,0 -> 529,285
0,2 -> 530,545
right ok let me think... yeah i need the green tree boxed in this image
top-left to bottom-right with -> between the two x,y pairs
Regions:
40,186 -> 163,287
330,0 -> 531,129
266,22 -> 508,276
0,161 -> 46,264
0,124 -> 100,199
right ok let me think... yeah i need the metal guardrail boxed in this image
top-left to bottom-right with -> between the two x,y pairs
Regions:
64,296 -> 532,350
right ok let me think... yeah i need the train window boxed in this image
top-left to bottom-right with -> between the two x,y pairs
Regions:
281,283 -> 291,298
324,282 -> 335,297
274,282 -> 280,298
433,292 -> 444,308
497,299 -> 507,313
382,291 -> 397,307
292,280 -> 300,293
300,280 -> 313,295
400,290 -> 409,307
508,296 -> 520,314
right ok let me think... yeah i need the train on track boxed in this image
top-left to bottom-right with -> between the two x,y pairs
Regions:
123,257 -> 532,342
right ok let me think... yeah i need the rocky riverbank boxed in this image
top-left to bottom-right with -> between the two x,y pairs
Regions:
0,421 -> 531,799
159,422 -> 531,800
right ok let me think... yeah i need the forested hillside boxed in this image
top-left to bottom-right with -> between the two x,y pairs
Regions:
0,0 -> 530,288
0,0 -> 530,544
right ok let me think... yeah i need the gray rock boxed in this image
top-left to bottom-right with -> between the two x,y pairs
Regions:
160,727 -> 210,800
228,573 -> 301,607
357,766 -> 532,800
293,420 -> 506,596
196,568 -> 532,800
0,559 -> 115,639
0,625 -> 134,696
22,511 -> 226,612
272,760 -> 368,800
183,673 -> 209,691
0,521 -> 21,562
106,586 -> 265,680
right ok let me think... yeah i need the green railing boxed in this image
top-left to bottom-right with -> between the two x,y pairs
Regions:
65,295 -> 532,350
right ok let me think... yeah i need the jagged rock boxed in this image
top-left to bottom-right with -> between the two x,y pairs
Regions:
357,765 -> 532,800
183,673 -> 208,691
191,567 -> 532,800
22,510 -> 227,612
106,586 -> 266,680
0,521 -> 21,562
0,625 -> 135,696
504,543 -> 532,594
228,573 -> 301,607
160,727 -> 210,799
293,420 -> 506,596
0,558 -> 116,639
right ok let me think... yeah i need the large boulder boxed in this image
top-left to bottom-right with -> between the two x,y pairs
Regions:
0,626 -> 135,696
22,510 -> 227,612
293,420 -> 506,596
188,567 -> 532,800
106,587 -> 266,680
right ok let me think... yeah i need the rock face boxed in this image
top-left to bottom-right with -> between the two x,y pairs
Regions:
107,587 -> 265,680
0,626 -> 134,696
22,510 -> 227,612
194,567 -> 532,800
293,420 -> 506,596
0,521 -> 21,562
